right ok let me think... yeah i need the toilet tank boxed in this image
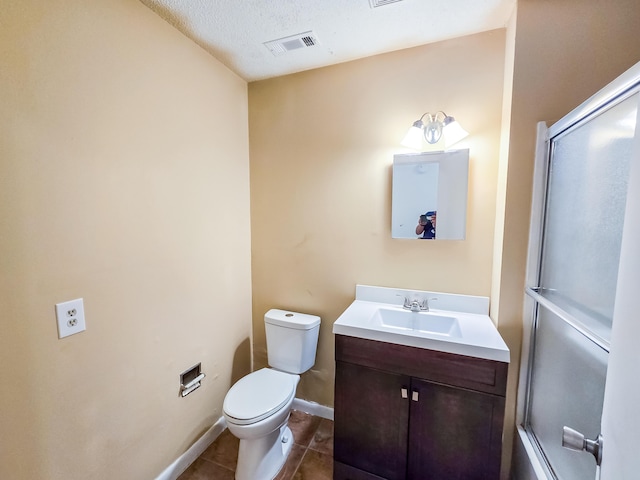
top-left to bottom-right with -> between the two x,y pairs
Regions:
265,309 -> 320,374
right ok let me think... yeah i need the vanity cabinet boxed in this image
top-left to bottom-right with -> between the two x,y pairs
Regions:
334,335 -> 508,480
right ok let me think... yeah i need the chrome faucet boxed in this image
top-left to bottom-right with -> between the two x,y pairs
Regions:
399,295 -> 430,312
409,300 -> 422,312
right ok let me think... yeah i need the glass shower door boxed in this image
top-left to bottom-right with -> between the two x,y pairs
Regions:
524,90 -> 638,479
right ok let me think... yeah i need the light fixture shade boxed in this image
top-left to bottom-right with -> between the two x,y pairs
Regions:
401,124 -> 424,150
443,120 -> 469,148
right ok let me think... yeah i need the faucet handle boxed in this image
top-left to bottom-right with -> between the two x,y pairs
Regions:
396,294 -> 412,309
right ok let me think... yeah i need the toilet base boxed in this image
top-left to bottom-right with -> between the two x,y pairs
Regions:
235,424 -> 294,480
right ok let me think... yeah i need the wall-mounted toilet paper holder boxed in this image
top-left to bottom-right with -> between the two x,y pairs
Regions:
180,363 -> 205,397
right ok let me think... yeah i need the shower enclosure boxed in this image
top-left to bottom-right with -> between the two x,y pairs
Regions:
516,62 -> 640,480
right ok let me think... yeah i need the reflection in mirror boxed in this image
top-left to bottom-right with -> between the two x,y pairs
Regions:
392,149 -> 469,240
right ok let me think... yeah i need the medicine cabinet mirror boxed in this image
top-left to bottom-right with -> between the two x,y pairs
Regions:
391,149 -> 469,240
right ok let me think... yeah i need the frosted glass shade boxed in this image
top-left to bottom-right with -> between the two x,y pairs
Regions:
401,125 -> 424,150
443,121 -> 469,148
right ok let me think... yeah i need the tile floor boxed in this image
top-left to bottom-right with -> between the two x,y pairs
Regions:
178,410 -> 333,480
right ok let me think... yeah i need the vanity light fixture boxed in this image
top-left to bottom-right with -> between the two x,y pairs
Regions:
401,111 -> 469,150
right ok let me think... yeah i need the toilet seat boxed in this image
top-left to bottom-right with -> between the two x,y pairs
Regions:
223,368 -> 297,425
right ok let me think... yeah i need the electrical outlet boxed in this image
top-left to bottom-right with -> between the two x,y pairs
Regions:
55,298 -> 86,338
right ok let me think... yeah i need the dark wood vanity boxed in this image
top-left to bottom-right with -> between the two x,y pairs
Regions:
333,335 -> 508,480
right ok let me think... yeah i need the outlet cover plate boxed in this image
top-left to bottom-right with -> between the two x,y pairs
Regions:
55,298 -> 86,338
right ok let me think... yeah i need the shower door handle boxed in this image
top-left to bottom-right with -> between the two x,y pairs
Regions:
562,426 -> 603,466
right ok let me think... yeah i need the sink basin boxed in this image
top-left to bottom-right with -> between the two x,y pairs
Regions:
332,285 -> 511,363
371,308 -> 462,337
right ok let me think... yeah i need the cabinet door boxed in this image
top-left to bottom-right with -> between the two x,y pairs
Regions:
334,361 -> 410,480
407,378 -> 505,480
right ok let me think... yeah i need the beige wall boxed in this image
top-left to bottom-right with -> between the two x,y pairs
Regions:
250,0 -> 640,473
496,0 -> 640,476
4,0 -> 640,478
0,1 -> 251,479
249,30 -> 507,407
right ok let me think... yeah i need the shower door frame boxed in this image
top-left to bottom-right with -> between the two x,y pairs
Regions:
514,62 -> 640,480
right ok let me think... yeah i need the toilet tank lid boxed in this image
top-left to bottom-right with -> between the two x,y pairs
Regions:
265,309 -> 320,330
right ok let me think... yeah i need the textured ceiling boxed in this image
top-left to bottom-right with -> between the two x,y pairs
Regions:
139,0 -> 516,82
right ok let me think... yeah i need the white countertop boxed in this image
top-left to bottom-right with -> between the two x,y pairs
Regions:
332,285 -> 510,363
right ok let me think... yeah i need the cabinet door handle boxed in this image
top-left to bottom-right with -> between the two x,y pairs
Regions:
412,390 -> 419,402
401,388 -> 408,399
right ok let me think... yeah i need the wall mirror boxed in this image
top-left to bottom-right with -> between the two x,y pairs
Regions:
392,149 -> 469,240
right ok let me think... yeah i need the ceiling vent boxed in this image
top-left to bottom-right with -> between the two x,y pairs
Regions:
264,31 -> 319,56
369,0 -> 404,7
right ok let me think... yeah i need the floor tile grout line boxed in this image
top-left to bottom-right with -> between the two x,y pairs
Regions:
287,412 -> 329,477
289,448 -> 309,479
196,456 -> 235,473
307,445 -> 333,455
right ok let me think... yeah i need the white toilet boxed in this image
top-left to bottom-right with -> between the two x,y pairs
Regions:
223,309 -> 320,480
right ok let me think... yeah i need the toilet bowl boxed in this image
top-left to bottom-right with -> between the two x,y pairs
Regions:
223,368 -> 300,480
222,309 -> 320,480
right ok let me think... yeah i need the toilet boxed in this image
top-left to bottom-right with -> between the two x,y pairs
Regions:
223,309 -> 321,480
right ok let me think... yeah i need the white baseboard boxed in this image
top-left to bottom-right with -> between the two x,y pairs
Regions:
155,417 -> 227,480
292,397 -> 334,420
155,398 -> 333,480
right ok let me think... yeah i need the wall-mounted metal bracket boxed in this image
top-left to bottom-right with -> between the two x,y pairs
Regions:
180,363 -> 205,397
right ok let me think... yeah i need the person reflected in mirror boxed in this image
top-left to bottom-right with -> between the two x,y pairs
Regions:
416,211 -> 436,239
